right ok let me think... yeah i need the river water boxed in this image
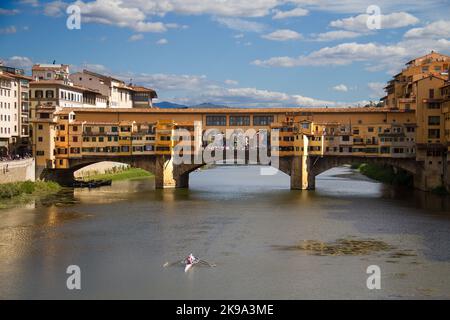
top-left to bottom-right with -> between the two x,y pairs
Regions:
0,166 -> 449,299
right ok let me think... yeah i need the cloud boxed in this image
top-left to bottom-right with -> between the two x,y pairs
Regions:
113,70 -> 351,107
332,84 -> 348,92
272,7 -> 308,19
43,1 -> 66,17
225,79 -> 239,86
0,8 -> 20,15
1,56 -> 33,69
285,0 -> 444,14
252,39 -> 450,73
215,17 -> 266,33
313,30 -> 362,41
19,0 -> 39,7
329,12 -> 419,31
71,0 -> 168,33
0,26 -> 17,34
124,73 -> 208,91
233,33 -> 245,39
404,20 -> 450,39
156,38 -> 168,45
253,42 -> 407,67
368,82 -> 385,98
129,34 -> 144,41
262,29 -> 302,41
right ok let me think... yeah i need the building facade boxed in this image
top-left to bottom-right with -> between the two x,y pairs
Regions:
0,65 -> 31,157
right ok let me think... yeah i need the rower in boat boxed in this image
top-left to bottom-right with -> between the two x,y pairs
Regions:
163,254 -> 216,272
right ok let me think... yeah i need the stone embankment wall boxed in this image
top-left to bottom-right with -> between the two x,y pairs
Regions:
0,158 -> 35,183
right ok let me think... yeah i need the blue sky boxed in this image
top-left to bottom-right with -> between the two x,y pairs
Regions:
1,0 -> 450,107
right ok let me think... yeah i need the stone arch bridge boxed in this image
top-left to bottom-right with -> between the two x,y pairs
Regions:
41,153 -> 424,190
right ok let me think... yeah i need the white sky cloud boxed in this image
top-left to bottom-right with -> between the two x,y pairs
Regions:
272,7 -> 308,19
252,38 -> 450,74
367,82 -> 385,98
129,34 -> 144,41
156,38 -> 168,45
332,84 -> 348,92
215,17 -> 266,32
262,29 -> 302,41
225,79 -> 239,86
404,20 -> 450,39
0,26 -> 17,34
0,8 -> 20,15
0,56 -> 33,69
313,30 -> 362,41
329,12 -> 419,31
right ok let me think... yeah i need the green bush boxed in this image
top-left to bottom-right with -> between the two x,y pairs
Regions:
358,163 -> 413,186
0,181 -> 61,200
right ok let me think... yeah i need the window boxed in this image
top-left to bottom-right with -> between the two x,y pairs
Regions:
428,116 -> 440,126
253,115 -> 274,126
206,115 -> 226,126
428,129 -> 440,139
35,90 -> 43,98
428,102 -> 440,109
73,126 -> 78,132
368,127 -> 374,132
229,116 -> 250,126
38,124 -> 43,130
429,89 -> 434,99
73,136 -> 78,142
111,126 -> 118,132
45,90 -> 54,98
38,137 -> 43,142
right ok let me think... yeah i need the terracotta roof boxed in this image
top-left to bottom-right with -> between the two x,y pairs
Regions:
55,106 -> 413,115
30,80 -> 103,93
32,64 -> 69,71
130,85 -> 158,98
82,69 -> 123,83
1,72 -> 32,81
413,74 -> 447,83
0,72 -> 15,80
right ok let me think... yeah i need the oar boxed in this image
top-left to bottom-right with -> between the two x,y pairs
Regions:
163,260 -> 184,268
198,260 -> 216,267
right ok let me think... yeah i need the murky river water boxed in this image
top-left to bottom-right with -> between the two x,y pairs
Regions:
0,166 -> 450,299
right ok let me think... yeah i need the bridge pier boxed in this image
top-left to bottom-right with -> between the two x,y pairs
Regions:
290,156 -> 315,190
40,168 -> 77,187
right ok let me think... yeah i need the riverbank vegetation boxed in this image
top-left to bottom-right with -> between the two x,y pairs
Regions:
351,163 -> 413,186
0,180 -> 61,201
81,167 -> 153,182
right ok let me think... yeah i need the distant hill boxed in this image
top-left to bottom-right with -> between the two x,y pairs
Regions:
154,101 -> 188,109
191,103 -> 230,109
155,101 -> 231,109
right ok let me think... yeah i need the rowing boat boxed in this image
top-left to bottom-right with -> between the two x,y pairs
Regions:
184,259 -> 199,272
